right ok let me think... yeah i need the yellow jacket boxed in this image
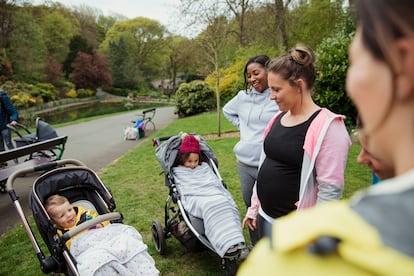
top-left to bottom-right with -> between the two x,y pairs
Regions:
238,201 -> 414,275
57,205 -> 109,248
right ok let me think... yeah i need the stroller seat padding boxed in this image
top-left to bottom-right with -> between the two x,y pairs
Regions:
72,199 -> 99,215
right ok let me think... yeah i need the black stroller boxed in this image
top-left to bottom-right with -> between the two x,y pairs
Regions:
6,159 -> 123,276
8,117 -> 63,160
0,118 -> 67,193
152,134 -> 243,275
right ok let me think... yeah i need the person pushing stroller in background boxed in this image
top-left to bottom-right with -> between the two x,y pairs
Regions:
172,134 -> 246,258
0,88 -> 19,166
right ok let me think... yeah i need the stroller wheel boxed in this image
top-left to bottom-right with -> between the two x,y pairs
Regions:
152,219 -> 166,255
223,257 -> 238,276
223,249 -> 240,276
0,180 -> 6,193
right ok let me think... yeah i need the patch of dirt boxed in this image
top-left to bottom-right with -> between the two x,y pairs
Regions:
203,131 -> 240,140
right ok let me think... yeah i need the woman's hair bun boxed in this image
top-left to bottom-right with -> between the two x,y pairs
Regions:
289,44 -> 315,66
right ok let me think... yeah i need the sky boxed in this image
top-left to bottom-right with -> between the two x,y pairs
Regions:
32,0 -> 197,37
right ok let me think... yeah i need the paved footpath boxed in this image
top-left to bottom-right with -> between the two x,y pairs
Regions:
0,106 -> 177,236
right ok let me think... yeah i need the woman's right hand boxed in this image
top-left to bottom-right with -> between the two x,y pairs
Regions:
242,216 -> 257,231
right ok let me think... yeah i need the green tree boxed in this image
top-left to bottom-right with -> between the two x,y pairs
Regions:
0,0 -> 16,51
71,4 -> 102,49
96,14 -> 122,43
197,14 -> 230,136
163,36 -> 199,93
287,0 -> 346,49
40,9 -> 79,62
8,9 -> 47,82
63,35 -> 92,78
108,36 -> 140,88
100,17 -> 167,86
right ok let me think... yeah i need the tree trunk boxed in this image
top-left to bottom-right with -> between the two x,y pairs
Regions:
275,0 -> 289,51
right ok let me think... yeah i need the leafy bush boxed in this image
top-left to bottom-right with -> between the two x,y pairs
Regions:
77,88 -> 95,98
10,92 -> 37,108
57,80 -> 76,97
174,80 -> 215,117
315,31 -> 357,128
30,82 -> 58,102
65,88 -> 77,98
205,60 -> 244,105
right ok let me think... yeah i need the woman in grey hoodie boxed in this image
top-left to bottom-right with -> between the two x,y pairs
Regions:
223,55 -> 279,247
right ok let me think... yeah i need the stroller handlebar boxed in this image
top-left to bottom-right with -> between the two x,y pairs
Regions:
61,212 -> 122,242
6,159 -> 86,192
7,122 -> 31,137
152,136 -> 172,147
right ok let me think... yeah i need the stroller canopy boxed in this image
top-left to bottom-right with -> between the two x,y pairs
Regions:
36,119 -> 58,141
155,133 -> 218,176
29,166 -> 117,255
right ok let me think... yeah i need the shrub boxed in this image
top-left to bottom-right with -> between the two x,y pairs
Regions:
30,83 -> 58,102
58,80 -> 76,98
315,31 -> 357,128
10,92 -> 37,108
102,86 -> 128,97
77,88 -> 96,98
174,80 -> 215,117
205,60 -> 244,105
65,88 -> 77,98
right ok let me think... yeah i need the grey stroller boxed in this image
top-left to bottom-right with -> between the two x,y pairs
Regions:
152,134 -> 244,275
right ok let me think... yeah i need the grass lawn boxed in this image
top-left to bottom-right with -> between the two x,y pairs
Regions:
0,112 -> 371,275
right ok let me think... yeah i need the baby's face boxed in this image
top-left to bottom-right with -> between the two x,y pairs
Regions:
183,153 -> 199,169
49,201 -> 77,229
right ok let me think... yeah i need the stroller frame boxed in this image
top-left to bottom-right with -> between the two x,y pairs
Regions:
8,117 -> 63,160
6,159 -> 122,276
152,135 -> 240,275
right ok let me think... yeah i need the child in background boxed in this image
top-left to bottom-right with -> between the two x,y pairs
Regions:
45,194 -> 159,275
172,134 -> 245,258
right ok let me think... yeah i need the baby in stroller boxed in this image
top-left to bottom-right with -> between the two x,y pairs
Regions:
172,134 -> 245,257
45,194 -> 159,275
14,160 -> 159,276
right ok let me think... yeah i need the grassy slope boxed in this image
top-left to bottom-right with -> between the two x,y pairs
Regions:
0,112 -> 371,275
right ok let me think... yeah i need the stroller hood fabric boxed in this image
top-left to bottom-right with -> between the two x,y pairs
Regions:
36,119 -> 58,141
155,133 -> 217,176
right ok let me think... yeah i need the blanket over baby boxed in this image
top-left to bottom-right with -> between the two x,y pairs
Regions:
172,162 -> 245,257
70,223 -> 159,275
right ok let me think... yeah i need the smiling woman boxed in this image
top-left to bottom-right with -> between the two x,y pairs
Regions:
223,54 -> 279,247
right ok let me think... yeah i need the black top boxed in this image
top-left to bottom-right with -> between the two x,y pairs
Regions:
257,110 -> 321,218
